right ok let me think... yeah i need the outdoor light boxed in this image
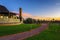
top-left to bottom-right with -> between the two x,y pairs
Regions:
0,16 -> 3,18
6,16 -> 8,18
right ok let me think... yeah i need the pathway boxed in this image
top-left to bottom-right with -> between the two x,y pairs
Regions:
0,23 -> 48,40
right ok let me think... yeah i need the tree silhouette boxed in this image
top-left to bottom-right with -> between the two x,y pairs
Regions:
23,18 -> 37,24
36,19 -> 41,24
52,18 -> 55,21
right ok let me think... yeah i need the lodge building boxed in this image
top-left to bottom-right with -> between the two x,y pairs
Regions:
0,5 -> 23,24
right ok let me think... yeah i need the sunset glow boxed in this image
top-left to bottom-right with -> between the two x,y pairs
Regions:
0,0 -> 60,20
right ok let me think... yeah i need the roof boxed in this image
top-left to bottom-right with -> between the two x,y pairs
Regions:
0,5 -> 17,15
0,5 -> 9,12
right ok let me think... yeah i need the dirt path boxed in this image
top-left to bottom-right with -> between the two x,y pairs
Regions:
0,23 -> 48,40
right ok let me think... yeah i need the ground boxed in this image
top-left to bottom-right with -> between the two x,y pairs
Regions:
0,23 -> 60,40
0,23 -> 47,40
0,24 -> 40,36
25,23 -> 60,40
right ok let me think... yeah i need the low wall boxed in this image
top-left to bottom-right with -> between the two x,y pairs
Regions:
0,18 -> 20,23
0,22 -> 21,26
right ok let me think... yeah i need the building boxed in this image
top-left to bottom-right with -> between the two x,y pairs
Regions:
0,5 -> 23,24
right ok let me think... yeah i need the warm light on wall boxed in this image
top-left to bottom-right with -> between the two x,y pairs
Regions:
6,16 -> 8,18
0,16 -> 3,18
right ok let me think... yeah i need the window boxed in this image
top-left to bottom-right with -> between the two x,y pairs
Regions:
0,16 -> 3,18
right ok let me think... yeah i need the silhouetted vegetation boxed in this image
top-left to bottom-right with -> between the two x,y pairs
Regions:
23,18 -> 36,24
23,18 -> 60,24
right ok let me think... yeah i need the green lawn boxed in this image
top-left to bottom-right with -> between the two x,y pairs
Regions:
25,23 -> 60,40
0,24 -> 40,36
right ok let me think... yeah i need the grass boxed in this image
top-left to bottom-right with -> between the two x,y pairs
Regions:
0,24 -> 40,36
25,23 -> 60,40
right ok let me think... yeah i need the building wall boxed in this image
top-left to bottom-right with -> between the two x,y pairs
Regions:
0,15 -> 20,23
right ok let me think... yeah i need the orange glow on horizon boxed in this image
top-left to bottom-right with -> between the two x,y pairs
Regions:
12,11 -> 60,21
32,16 -> 60,21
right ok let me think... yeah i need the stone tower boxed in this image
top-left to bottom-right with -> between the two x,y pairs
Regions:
19,8 -> 23,23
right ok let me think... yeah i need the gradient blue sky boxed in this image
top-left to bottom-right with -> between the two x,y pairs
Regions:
0,0 -> 60,17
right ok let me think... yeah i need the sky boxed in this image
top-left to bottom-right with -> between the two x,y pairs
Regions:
0,0 -> 60,20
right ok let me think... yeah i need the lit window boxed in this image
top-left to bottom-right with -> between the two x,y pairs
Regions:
0,16 -> 3,18
6,17 -> 8,18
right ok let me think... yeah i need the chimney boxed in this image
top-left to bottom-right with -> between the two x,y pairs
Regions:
19,8 -> 22,22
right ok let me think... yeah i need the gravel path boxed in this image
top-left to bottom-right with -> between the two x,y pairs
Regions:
0,23 -> 48,40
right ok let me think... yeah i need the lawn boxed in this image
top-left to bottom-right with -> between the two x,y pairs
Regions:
0,24 -> 40,36
25,23 -> 60,40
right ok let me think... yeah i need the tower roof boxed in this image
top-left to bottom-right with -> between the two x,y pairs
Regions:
0,5 -> 9,12
0,5 -> 17,15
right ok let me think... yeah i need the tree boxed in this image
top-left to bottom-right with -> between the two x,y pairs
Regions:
23,18 -> 37,24
52,18 -> 55,21
23,18 -> 33,24
36,19 -> 41,24
32,19 -> 37,24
